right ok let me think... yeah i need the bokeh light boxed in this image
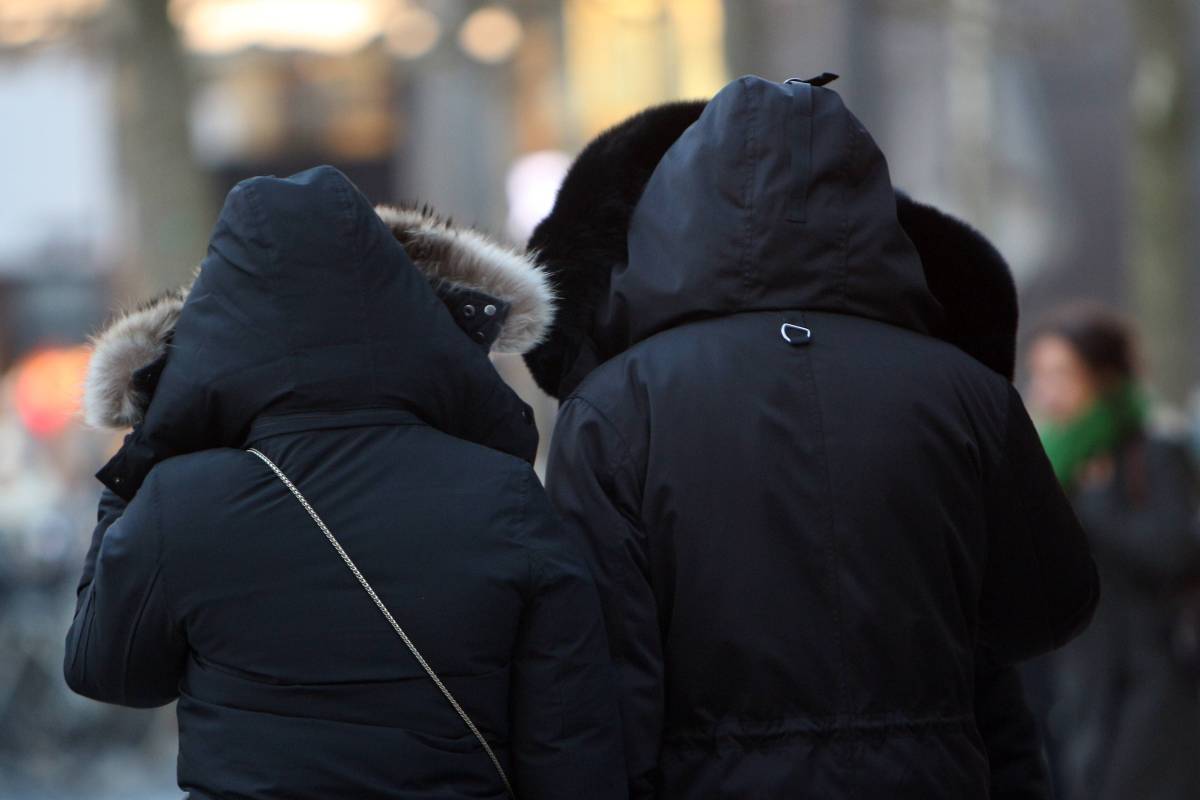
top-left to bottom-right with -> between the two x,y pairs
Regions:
458,5 -> 523,64
170,0 -> 390,55
386,5 -> 441,60
505,150 -> 572,243
0,0 -> 105,47
10,346 -> 90,439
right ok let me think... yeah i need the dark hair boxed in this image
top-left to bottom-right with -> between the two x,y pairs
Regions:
1031,302 -> 1138,385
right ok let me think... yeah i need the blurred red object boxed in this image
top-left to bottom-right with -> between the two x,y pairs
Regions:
11,346 -> 90,438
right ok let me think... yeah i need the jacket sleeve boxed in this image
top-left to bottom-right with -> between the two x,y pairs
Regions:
64,474 -> 187,708
510,468 -> 627,800
1073,439 -> 1199,584
545,397 -> 663,799
975,658 -> 1052,800
979,385 -> 1100,663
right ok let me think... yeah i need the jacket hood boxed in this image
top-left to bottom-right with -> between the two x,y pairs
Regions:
525,77 -> 1018,398
595,75 -> 941,358
89,166 -> 550,498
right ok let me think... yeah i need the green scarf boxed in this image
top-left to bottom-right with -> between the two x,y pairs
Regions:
1038,381 -> 1148,488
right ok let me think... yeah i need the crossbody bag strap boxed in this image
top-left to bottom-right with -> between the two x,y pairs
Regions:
246,448 -> 516,799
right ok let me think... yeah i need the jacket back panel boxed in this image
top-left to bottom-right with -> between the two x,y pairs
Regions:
159,420 -> 532,798
570,309 -> 1013,795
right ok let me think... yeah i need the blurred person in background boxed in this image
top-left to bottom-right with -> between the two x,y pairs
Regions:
1027,303 -> 1200,800
525,74 -> 1098,799
63,166 -> 624,800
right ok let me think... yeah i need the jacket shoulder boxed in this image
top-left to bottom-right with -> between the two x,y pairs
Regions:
414,431 -> 562,557
407,427 -> 544,515
913,330 -> 1022,452
562,350 -> 650,448
402,425 -> 550,522
566,322 -> 695,411
145,447 -> 260,495
866,316 -> 1016,418
420,425 -> 535,475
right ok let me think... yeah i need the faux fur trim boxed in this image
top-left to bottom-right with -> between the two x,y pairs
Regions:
523,100 -> 708,398
895,192 -> 1018,381
84,207 -> 554,430
521,98 -> 1020,398
83,286 -> 188,429
375,205 -> 555,355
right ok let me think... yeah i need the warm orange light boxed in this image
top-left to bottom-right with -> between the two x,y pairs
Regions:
458,5 -> 523,64
386,5 -> 440,60
170,0 -> 392,55
10,346 -> 90,439
562,0 -> 726,140
0,0 -> 106,47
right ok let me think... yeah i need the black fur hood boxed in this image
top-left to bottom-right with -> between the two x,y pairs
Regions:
524,77 -> 1017,399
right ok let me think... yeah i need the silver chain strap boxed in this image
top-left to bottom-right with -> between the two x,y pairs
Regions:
246,448 -> 516,798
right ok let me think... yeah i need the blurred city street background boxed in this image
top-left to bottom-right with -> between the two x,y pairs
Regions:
0,0 -> 1197,797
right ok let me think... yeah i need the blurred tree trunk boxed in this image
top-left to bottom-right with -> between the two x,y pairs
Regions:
111,0 -> 213,293
722,0 -> 767,79
1128,0 -> 1195,406
946,0 -> 995,225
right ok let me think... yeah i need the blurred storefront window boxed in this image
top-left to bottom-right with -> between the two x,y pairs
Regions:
563,0 -> 725,140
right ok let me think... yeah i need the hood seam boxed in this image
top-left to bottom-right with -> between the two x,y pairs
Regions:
836,117 -> 855,309
338,170 -> 382,403
737,76 -> 759,303
242,180 -> 299,412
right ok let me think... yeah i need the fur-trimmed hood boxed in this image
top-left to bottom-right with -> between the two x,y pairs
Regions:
91,167 -> 546,499
374,205 -> 554,355
85,198 -> 552,431
524,77 -> 1017,398
84,284 -> 191,429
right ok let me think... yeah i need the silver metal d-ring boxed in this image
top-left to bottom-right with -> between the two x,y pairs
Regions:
781,322 -> 812,344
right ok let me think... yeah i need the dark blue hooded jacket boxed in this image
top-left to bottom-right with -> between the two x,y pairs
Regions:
524,77 -> 1098,798
65,166 -> 626,799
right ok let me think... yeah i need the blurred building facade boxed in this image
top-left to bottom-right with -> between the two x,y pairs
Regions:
2,0 -> 1196,397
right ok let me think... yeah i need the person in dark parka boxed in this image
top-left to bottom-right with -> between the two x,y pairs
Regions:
523,76 -> 1099,798
65,166 -> 625,800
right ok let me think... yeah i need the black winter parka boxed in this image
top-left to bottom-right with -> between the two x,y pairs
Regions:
526,76 -> 1098,798
65,167 -> 625,800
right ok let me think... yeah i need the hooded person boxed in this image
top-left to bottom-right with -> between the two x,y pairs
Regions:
524,76 -> 1099,798
65,166 -> 626,800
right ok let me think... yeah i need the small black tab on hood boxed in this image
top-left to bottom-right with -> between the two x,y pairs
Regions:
438,284 -> 512,351
788,72 -> 840,87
